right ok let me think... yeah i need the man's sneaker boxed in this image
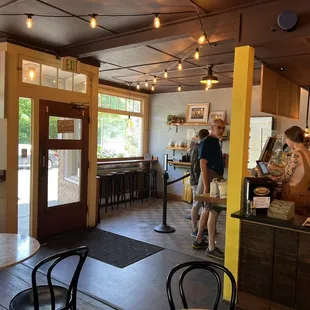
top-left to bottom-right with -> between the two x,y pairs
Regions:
206,247 -> 224,260
191,229 -> 208,239
192,240 -> 208,250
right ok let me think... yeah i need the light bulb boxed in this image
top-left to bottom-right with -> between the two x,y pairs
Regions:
28,67 -> 36,81
90,14 -> 97,28
178,85 -> 181,92
145,80 -> 148,87
136,83 -> 140,90
205,86 -> 209,91
26,14 -> 33,29
127,116 -> 134,129
198,33 -> 206,44
154,14 -> 160,28
305,127 -> 309,137
151,84 -> 155,91
207,79 -> 212,87
164,69 -> 168,78
194,48 -> 199,60
153,76 -> 157,83
178,60 -> 182,71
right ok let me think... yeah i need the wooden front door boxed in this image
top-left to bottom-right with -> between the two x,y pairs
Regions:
38,100 -> 89,240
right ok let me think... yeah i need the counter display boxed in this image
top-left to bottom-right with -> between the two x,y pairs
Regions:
232,210 -> 310,310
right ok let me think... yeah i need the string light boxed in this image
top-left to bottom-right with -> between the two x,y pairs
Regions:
194,48 -> 199,60
26,14 -> 33,29
151,84 -> 155,91
136,82 -> 140,90
178,60 -> 182,71
205,86 -> 209,91
154,14 -> 160,28
90,14 -> 97,28
178,85 -> 181,91
305,126 -> 309,138
198,32 -> 207,44
145,80 -> 148,87
164,69 -> 168,78
153,76 -> 157,83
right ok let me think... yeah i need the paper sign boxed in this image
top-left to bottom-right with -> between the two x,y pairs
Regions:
253,196 -> 270,209
57,120 -> 74,134
21,148 -> 28,158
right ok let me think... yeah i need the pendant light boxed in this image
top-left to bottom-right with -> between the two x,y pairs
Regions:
200,65 -> 219,88
127,83 -> 134,129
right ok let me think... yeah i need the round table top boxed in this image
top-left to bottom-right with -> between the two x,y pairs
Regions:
0,233 -> 40,270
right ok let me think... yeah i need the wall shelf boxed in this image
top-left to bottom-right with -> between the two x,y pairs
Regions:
168,161 -> 191,170
166,146 -> 188,156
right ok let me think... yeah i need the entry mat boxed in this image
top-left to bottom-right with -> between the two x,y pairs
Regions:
39,228 -> 164,268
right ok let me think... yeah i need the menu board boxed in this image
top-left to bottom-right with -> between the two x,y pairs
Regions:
248,117 -> 273,169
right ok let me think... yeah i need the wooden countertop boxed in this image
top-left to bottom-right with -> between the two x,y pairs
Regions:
97,159 -> 158,165
231,210 -> 310,234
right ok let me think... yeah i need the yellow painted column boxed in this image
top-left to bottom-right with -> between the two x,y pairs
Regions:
224,45 -> 254,300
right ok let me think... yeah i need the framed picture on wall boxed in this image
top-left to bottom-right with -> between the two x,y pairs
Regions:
186,103 -> 209,123
208,110 -> 226,123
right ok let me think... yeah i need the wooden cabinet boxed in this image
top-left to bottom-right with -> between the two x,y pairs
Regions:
261,66 -> 300,119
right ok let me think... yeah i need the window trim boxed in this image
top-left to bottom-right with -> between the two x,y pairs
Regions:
97,85 -> 149,160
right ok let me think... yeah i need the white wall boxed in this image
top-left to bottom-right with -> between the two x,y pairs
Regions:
149,85 -> 308,197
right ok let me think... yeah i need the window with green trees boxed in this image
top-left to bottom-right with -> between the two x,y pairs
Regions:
97,93 -> 143,159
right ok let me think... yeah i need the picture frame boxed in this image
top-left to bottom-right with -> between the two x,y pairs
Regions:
186,103 -> 209,123
208,110 -> 226,123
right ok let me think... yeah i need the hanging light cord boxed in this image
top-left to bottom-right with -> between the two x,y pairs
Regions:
0,11 -> 197,18
306,87 -> 310,128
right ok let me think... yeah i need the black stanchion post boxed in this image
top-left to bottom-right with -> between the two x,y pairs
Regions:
154,154 -> 175,233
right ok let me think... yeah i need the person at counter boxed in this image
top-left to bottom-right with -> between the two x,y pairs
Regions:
269,126 -> 310,215
192,119 -> 225,260
189,129 -> 209,238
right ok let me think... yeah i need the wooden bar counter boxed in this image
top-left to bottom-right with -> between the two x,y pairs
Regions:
231,210 -> 310,310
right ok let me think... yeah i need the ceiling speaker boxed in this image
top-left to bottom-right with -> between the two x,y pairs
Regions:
277,10 -> 298,32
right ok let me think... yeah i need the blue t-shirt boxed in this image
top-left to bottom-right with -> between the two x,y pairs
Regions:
198,136 -> 224,176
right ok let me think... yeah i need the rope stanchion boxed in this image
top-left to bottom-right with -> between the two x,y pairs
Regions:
154,154 -> 190,233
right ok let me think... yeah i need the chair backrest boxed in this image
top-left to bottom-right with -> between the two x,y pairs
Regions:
166,261 -> 237,310
31,246 -> 89,310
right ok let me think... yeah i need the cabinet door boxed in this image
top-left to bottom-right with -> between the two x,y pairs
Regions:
290,83 -> 300,119
296,233 -> 310,310
261,66 -> 278,115
272,229 -> 298,308
277,75 -> 292,118
239,221 -> 274,299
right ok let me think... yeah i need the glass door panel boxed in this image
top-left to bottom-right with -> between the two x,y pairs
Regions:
48,149 -> 81,207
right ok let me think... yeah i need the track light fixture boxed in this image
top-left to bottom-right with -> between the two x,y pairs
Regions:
154,14 -> 160,28
164,69 -> 168,78
26,14 -> 33,29
90,14 -> 97,28
200,65 -> 219,88
194,48 -> 200,60
178,60 -> 182,71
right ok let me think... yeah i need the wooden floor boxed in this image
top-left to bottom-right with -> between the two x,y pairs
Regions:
0,263 -> 115,310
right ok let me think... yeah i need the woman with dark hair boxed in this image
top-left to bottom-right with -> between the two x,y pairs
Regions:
271,126 -> 310,215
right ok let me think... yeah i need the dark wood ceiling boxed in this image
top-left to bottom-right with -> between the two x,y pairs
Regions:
1,0 -> 310,93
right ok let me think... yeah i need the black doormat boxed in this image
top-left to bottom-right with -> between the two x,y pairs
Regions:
42,228 -> 164,268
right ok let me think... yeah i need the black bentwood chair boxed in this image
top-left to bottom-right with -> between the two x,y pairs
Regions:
9,246 -> 89,310
166,261 -> 237,310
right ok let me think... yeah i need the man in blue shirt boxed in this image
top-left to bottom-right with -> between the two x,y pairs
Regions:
192,119 -> 225,260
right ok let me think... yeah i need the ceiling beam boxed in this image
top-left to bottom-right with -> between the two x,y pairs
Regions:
57,12 -> 238,57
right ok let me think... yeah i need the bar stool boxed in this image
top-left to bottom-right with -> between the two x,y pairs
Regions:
149,168 -> 158,200
135,169 -> 149,203
112,172 -> 126,209
123,170 -> 135,205
98,173 -> 114,214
